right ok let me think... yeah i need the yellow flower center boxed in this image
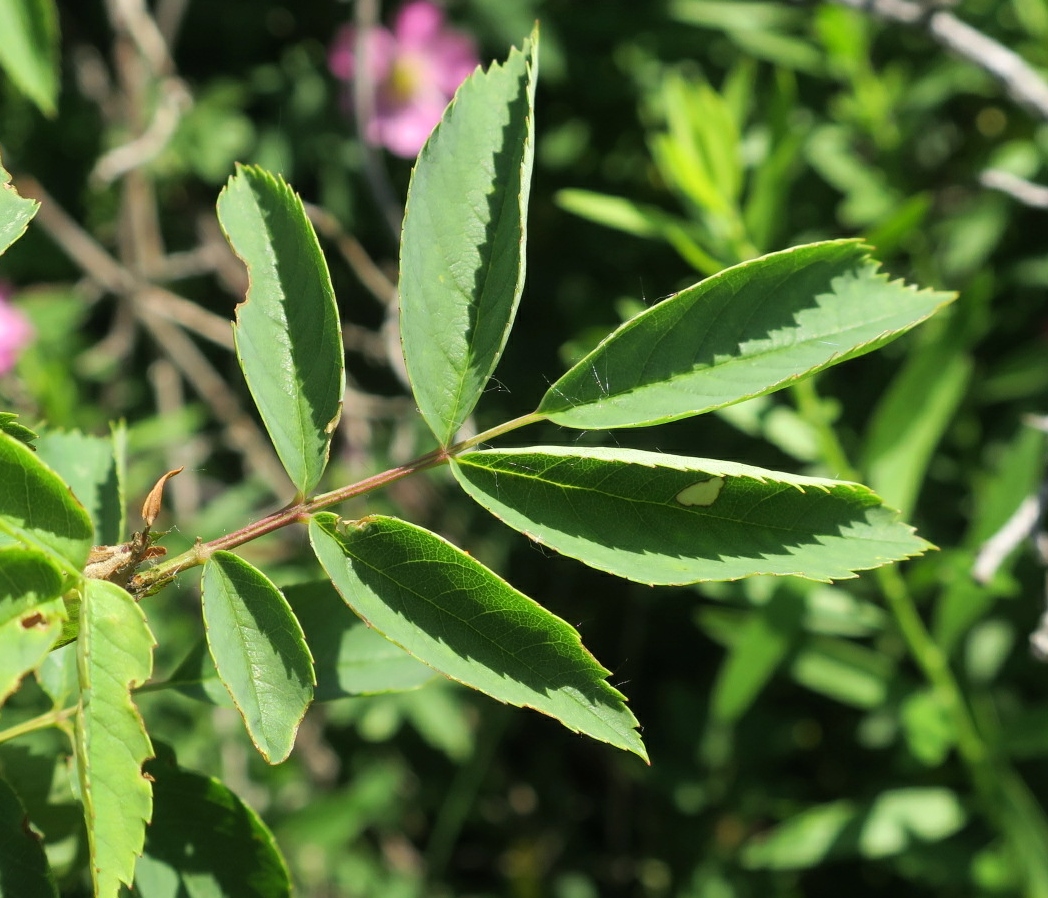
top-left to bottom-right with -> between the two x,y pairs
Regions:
387,56 -> 423,104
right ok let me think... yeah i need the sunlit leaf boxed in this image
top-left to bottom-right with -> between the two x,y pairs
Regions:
0,158 -> 39,257
537,240 -> 954,429
0,0 -> 59,115
0,546 -> 65,706
201,552 -> 314,764
216,165 -> 345,496
0,412 -> 37,446
452,447 -> 929,583
0,430 -> 93,571
309,513 -> 646,760
75,579 -> 154,898
399,30 -> 538,445
742,788 -> 966,869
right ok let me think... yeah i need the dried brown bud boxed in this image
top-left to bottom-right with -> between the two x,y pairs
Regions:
141,466 -> 184,530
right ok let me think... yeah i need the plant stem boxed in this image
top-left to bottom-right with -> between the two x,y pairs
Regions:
136,412 -> 544,588
791,380 -> 1004,812
0,706 -> 76,746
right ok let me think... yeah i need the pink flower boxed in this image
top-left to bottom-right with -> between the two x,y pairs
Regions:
0,283 -> 32,375
329,1 -> 478,158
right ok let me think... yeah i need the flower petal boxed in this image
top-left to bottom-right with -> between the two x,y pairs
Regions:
394,0 -> 444,48
328,24 -> 397,83
0,296 -> 33,375
373,92 -> 448,157
429,31 -> 479,96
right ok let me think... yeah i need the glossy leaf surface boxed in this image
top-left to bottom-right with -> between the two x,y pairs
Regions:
309,513 -> 646,760
399,31 -> 537,445
452,447 -> 929,583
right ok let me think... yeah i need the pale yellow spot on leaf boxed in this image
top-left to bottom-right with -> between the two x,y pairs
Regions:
675,477 -> 725,507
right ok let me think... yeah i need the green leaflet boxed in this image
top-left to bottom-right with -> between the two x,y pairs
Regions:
861,330 -> 972,519
537,240 -> 955,429
0,412 -> 38,446
0,773 -> 57,898
451,447 -> 929,584
0,546 -> 65,706
399,29 -> 537,446
0,0 -> 59,116
709,592 -> 804,723
163,584 -> 434,704
696,605 -> 893,709
133,743 -> 291,897
0,430 -> 94,572
217,165 -> 345,497
286,580 -> 435,699
35,426 -> 125,546
1,147 -> 40,257
75,579 -> 154,898
741,788 -> 966,869
308,512 -> 647,761
201,552 -> 315,763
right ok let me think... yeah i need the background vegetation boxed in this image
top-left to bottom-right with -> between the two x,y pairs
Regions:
3,0 -> 1048,895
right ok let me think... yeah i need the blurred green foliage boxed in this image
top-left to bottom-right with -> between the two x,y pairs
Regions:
3,0 -> 1048,895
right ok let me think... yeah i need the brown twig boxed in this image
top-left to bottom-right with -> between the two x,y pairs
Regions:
138,313 -> 293,493
832,0 -> 1048,122
980,170 -> 1048,210
352,0 -> 406,241
148,357 -> 204,517
304,202 -> 397,306
91,77 -> 192,185
15,174 -> 233,349
16,172 -> 289,493
104,0 -> 178,76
